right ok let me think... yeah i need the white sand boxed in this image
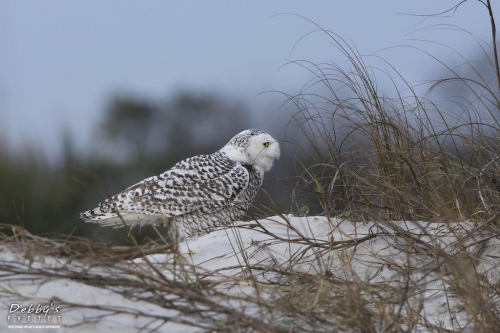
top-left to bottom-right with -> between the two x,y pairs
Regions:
1,216 -> 499,332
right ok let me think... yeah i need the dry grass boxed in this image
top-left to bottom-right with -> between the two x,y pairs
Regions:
280,8 -> 500,225
1,213 -> 499,332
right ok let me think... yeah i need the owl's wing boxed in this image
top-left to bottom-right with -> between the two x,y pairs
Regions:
80,155 -> 250,225
120,155 -> 250,216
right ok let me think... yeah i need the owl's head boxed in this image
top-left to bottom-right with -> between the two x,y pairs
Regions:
220,129 -> 280,172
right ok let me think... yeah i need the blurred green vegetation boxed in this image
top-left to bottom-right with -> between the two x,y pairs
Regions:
0,91 -> 298,244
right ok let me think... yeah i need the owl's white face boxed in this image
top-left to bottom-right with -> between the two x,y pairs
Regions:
220,129 -> 280,172
246,132 -> 280,172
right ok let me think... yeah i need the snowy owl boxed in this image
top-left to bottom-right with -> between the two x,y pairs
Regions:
80,129 -> 280,240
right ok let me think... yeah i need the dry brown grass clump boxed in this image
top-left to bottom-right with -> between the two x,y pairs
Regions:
281,5 -> 500,225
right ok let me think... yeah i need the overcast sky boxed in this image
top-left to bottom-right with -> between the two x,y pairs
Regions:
1,1 -> 498,160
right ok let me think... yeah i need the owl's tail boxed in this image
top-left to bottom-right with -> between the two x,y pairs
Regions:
80,209 -> 165,227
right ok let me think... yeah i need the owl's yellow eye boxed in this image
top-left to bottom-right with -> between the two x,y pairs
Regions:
263,142 -> 270,147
